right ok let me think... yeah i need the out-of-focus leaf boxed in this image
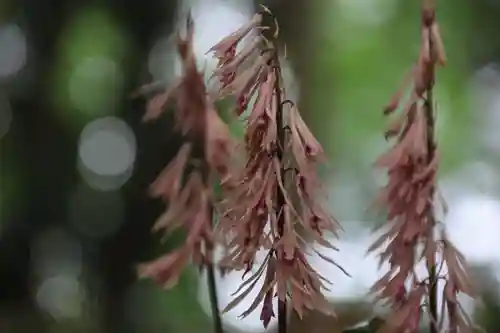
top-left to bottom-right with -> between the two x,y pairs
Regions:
342,316 -> 385,333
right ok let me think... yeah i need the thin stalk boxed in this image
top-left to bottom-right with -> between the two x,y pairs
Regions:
425,99 -> 438,333
425,110 -> 438,333
273,51 -> 287,333
423,10 -> 438,333
199,145 -> 224,333
206,226 -> 224,333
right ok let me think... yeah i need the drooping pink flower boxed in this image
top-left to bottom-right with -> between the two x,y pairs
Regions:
137,15 -> 235,291
368,3 -> 475,332
208,13 -> 262,60
208,9 -> 345,327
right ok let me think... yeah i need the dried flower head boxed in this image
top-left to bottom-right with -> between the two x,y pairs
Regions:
208,13 -> 263,90
368,2 -> 475,333
137,15 -> 234,290
208,8 -> 344,328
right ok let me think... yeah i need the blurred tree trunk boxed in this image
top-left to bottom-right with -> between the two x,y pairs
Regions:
469,0 -> 500,66
0,0 -> 79,332
99,1 -> 180,332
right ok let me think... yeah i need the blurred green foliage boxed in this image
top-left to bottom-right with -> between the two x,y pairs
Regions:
310,0 -> 474,175
50,6 -> 130,129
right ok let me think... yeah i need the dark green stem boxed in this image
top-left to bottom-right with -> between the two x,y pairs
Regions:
273,51 -> 287,333
206,229 -> 224,333
423,7 -> 438,333
198,144 -> 223,333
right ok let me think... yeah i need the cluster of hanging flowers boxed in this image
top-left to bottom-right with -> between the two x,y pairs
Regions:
367,1 -> 475,332
207,8 -> 345,328
137,15 -> 234,289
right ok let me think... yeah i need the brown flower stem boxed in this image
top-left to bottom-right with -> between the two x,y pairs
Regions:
422,5 -> 438,333
272,49 -> 288,333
